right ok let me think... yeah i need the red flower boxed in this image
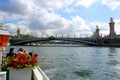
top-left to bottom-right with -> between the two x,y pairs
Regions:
27,65 -> 32,69
33,53 -> 38,58
20,60 -> 25,64
2,53 -> 39,70
8,61 -> 12,66
16,55 -> 20,59
14,63 -> 18,67
20,54 -> 26,58
2,56 -> 4,58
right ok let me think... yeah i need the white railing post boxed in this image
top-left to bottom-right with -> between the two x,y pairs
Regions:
0,50 -> 2,64
0,50 -> 6,80
0,72 -> 6,80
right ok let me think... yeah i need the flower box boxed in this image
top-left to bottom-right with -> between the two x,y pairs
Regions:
9,68 -> 32,80
2,53 -> 39,70
2,53 -> 39,80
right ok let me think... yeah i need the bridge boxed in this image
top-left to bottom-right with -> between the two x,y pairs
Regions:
9,36 -> 120,47
9,18 -> 120,47
9,36 -> 99,46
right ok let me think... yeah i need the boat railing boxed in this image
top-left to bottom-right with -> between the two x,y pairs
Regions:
0,72 -> 6,80
33,67 -> 49,80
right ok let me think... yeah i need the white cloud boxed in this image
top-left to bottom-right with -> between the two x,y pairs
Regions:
72,16 -> 90,32
65,7 -> 74,13
6,19 -> 30,35
0,12 -> 6,21
89,21 -> 109,36
1,0 -> 120,38
101,0 -> 120,10
114,19 -> 120,34
33,0 -> 74,10
0,0 -> 74,36
75,0 -> 97,8
6,23 -> 18,35
74,17 -> 93,37
29,9 -> 69,31
0,0 -> 36,15
74,0 -> 120,10
54,16 -> 93,37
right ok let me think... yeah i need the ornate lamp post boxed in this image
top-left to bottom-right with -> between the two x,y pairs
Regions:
0,22 -> 10,63
0,22 -> 10,80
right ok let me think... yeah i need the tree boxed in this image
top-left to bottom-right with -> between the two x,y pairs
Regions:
11,34 -> 37,39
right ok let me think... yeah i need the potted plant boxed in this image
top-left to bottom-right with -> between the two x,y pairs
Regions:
2,53 -> 39,80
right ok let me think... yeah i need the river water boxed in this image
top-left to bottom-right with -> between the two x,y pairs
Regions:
6,46 -> 120,80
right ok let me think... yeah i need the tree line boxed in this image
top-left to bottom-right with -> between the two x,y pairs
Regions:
11,34 -> 37,39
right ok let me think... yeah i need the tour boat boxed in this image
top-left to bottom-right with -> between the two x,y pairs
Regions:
0,23 -> 49,80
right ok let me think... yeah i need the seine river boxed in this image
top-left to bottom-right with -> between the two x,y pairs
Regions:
6,45 -> 120,80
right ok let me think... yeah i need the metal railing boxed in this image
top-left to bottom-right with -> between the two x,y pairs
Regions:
33,67 -> 49,80
0,72 -> 6,80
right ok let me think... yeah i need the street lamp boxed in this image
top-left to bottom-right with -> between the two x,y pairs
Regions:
0,22 -> 10,64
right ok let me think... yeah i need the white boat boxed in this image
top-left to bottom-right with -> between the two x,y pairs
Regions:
0,66 -> 49,80
0,22 -> 49,80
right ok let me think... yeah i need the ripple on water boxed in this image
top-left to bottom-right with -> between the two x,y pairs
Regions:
73,70 -> 93,77
7,46 -> 120,80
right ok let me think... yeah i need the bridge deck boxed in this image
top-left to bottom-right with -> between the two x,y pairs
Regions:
9,37 -> 120,46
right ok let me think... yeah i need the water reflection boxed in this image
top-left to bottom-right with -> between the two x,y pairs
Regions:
73,70 -> 93,77
107,48 -> 119,66
109,48 -> 117,56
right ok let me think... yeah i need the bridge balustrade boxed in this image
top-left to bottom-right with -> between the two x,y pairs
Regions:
10,37 -> 120,46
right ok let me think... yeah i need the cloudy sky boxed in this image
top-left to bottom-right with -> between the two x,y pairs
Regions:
0,0 -> 120,37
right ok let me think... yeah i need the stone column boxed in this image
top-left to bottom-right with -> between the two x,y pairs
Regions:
109,17 -> 116,38
17,28 -> 20,39
96,25 -> 99,38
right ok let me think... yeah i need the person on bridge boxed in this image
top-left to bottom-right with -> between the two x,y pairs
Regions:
6,48 -> 16,57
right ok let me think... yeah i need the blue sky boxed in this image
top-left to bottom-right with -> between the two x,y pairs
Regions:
0,0 -> 9,3
0,0 -> 120,37
56,1 -> 120,23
